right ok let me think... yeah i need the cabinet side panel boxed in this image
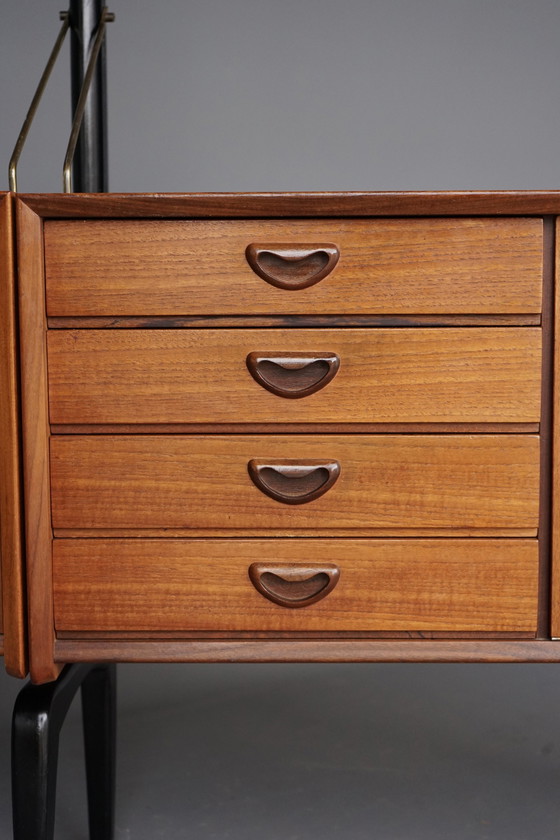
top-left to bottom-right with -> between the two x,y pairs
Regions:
552,219 -> 560,637
0,195 -> 27,677
17,200 -> 59,683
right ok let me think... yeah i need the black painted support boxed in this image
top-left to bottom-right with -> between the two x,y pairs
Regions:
12,664 -> 116,840
69,0 -> 108,191
11,3 -> 114,838
82,665 -> 117,840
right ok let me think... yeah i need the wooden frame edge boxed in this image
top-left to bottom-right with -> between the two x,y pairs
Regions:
55,639 -> 560,664
0,194 -> 27,678
552,219 -> 560,637
16,198 -> 60,683
552,218 -> 560,635
18,190 -> 560,218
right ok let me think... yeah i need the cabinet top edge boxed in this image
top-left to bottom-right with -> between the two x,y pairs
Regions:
14,191 -> 560,219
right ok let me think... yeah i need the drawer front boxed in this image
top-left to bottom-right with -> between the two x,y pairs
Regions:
50,435 -> 540,533
47,327 -> 542,425
53,538 -> 538,633
44,218 -> 543,316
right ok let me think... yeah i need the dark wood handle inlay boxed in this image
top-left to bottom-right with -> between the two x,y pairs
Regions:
247,459 -> 340,504
245,243 -> 340,289
246,352 -> 340,398
248,563 -> 340,608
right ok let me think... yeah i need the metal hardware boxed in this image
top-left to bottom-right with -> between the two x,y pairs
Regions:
8,12 -> 71,192
63,5 -> 114,192
8,5 -> 114,192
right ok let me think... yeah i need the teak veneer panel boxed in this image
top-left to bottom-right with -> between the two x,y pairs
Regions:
52,639 -> 560,664
53,539 -> 538,634
12,192 -> 559,680
0,195 -> 26,677
17,190 -> 560,218
50,434 -> 540,533
552,218 -> 560,638
44,218 -> 543,316
47,327 -> 542,425
16,200 -> 60,683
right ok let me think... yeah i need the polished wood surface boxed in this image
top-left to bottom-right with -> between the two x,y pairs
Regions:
536,218 -> 555,638
245,243 -> 341,289
0,195 -> 26,677
50,422 -> 541,436
47,314 -> 542,328
47,327 -> 542,425
16,201 -> 60,683
52,639 -> 560,664
44,218 -> 543,316
247,561 -> 341,608
53,539 -> 538,633
49,434 -> 539,533
551,219 -> 560,638
18,190 -> 560,218
10,192 -> 557,681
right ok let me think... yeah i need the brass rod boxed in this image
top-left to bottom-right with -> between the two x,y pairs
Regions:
62,6 -> 114,193
8,12 -> 70,192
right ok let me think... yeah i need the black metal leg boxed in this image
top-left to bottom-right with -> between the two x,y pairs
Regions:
12,663 -> 116,840
82,664 -> 116,840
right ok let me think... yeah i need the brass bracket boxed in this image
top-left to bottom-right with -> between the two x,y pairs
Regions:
8,7 -> 114,193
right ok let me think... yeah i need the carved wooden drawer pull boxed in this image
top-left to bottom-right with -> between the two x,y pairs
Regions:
246,352 -> 340,398
245,243 -> 340,289
248,563 -> 340,608
247,459 -> 340,504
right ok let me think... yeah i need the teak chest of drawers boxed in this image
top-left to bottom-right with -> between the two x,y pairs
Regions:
4,191 -> 560,683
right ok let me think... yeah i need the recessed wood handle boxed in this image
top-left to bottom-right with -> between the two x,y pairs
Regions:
247,459 -> 340,504
248,563 -> 340,608
246,352 -> 340,398
245,243 -> 340,289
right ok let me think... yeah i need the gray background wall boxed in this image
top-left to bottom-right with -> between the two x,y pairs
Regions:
1,1 -> 560,837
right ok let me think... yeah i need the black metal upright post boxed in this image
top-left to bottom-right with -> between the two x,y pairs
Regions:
69,0 -> 108,191
12,3 -> 116,837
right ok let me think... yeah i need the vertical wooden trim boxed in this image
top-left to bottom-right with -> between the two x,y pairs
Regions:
538,218 -> 554,637
17,200 -> 60,682
0,196 -> 5,658
551,218 -> 560,637
0,194 -> 27,677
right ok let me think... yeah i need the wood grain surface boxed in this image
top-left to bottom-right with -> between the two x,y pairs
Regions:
49,434 -> 540,533
17,190 -> 560,219
44,218 -> 543,316
47,314 -> 542,328
552,219 -> 560,638
0,195 -> 27,677
47,327 -> 542,425
536,218 -> 554,638
12,192 -> 557,677
53,638 -> 560,664
17,200 -> 60,683
52,538 -> 538,633
50,423 -> 541,436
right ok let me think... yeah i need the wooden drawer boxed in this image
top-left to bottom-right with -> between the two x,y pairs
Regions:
52,538 -> 538,633
47,327 -> 542,425
44,218 -> 543,316
50,434 -> 539,534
